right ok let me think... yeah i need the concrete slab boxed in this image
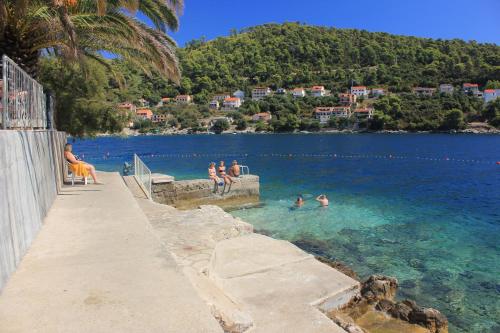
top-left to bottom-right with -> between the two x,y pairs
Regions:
207,234 -> 361,333
0,172 -> 223,333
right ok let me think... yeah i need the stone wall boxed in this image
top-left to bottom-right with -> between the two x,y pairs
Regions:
152,175 -> 260,210
0,130 -> 66,292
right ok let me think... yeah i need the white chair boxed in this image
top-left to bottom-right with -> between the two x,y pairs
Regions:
66,161 -> 88,186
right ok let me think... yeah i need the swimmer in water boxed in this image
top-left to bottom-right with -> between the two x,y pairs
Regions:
316,194 -> 329,207
295,195 -> 305,207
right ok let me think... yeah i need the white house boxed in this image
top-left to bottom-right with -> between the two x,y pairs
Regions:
292,88 -> 306,98
314,106 -> 351,124
175,95 -> 192,104
209,100 -> 219,110
339,93 -> 357,106
371,88 -> 385,97
223,97 -> 242,109
252,87 -> 271,101
413,87 -> 436,96
463,83 -> 479,95
484,89 -> 500,103
350,86 -> 368,97
354,108 -> 374,119
214,94 -> 231,101
310,86 -> 326,97
439,84 -> 454,94
233,90 -> 245,101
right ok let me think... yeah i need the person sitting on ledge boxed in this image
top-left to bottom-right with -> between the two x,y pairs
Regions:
218,161 -> 234,185
208,162 -> 222,190
316,194 -> 329,207
64,143 -> 102,184
229,160 -> 241,177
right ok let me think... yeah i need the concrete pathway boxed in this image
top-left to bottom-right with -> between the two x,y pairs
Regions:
0,172 -> 223,333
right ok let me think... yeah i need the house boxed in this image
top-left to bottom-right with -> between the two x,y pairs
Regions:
252,87 -> 271,101
252,112 -> 272,122
314,106 -> 351,124
136,108 -> 153,120
484,89 -> 500,103
175,95 -> 192,104
276,88 -> 287,95
354,108 -> 374,119
339,93 -> 357,106
311,86 -> 326,97
214,94 -> 231,101
351,86 -> 368,97
233,90 -> 245,101
371,88 -> 385,97
223,97 -> 242,109
463,83 -> 479,95
413,87 -> 436,97
117,102 -> 136,113
292,88 -> 306,98
156,97 -> 172,107
209,100 -> 220,110
439,84 -> 454,94
152,113 -> 169,123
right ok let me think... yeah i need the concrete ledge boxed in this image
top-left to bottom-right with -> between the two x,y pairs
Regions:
152,175 -> 260,210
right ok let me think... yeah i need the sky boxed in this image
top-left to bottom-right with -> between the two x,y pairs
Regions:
164,0 -> 500,46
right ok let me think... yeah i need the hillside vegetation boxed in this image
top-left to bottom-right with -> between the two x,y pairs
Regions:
178,23 -> 500,100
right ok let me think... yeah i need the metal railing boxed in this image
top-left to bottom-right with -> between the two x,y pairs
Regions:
239,165 -> 250,175
134,154 -> 152,199
1,55 -> 54,129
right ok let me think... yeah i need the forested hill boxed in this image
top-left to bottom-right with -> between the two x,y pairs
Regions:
178,23 -> 500,99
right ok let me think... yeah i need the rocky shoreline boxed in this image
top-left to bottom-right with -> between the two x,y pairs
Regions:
318,257 -> 448,333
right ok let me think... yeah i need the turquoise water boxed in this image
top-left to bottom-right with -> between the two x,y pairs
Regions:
73,134 -> 500,332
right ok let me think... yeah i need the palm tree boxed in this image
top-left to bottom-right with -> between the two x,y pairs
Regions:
0,0 -> 183,82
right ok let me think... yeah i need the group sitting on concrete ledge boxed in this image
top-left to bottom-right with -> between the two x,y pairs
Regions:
208,160 -> 243,194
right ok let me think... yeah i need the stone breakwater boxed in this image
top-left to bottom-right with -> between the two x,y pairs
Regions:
151,175 -> 260,210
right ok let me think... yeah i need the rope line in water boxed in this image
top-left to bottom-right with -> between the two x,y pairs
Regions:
81,152 -> 500,165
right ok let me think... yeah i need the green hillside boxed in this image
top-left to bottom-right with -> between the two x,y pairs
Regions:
178,22 -> 499,100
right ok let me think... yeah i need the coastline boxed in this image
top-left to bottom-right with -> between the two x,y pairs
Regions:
94,126 -> 500,138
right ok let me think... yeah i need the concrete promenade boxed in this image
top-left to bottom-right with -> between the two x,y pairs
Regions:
0,172 -> 223,333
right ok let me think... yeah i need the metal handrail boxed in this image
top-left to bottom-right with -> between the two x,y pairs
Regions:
239,165 -> 250,175
134,154 -> 152,200
1,55 -> 53,129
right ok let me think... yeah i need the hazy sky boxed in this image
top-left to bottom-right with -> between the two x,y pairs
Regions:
161,0 -> 500,46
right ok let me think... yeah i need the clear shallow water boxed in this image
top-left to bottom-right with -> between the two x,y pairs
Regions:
73,134 -> 500,333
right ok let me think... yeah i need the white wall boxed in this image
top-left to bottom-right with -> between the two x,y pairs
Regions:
0,130 -> 66,292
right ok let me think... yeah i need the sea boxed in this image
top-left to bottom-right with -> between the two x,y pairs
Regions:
73,133 -> 500,333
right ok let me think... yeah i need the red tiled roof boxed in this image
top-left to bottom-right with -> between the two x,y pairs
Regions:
312,86 -> 325,90
484,89 -> 495,93
351,86 -> 367,89
224,97 -> 240,102
463,83 -> 478,87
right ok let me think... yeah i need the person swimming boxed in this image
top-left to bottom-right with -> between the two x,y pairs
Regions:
296,195 -> 304,207
316,194 -> 329,207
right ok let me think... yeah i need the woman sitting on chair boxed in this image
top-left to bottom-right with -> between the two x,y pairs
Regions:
64,143 -> 102,184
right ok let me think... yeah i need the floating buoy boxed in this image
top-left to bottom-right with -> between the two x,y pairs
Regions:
496,161 -> 500,165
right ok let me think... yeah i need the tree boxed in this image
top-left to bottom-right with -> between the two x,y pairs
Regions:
483,99 -> 500,128
0,0 -> 183,79
211,119 -> 230,134
235,119 -> 247,130
441,109 -> 465,130
38,57 -> 129,137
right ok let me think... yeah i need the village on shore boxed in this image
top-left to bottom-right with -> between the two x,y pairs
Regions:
117,83 -> 500,135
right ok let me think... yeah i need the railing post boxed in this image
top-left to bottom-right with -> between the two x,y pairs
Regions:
2,55 -> 8,129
